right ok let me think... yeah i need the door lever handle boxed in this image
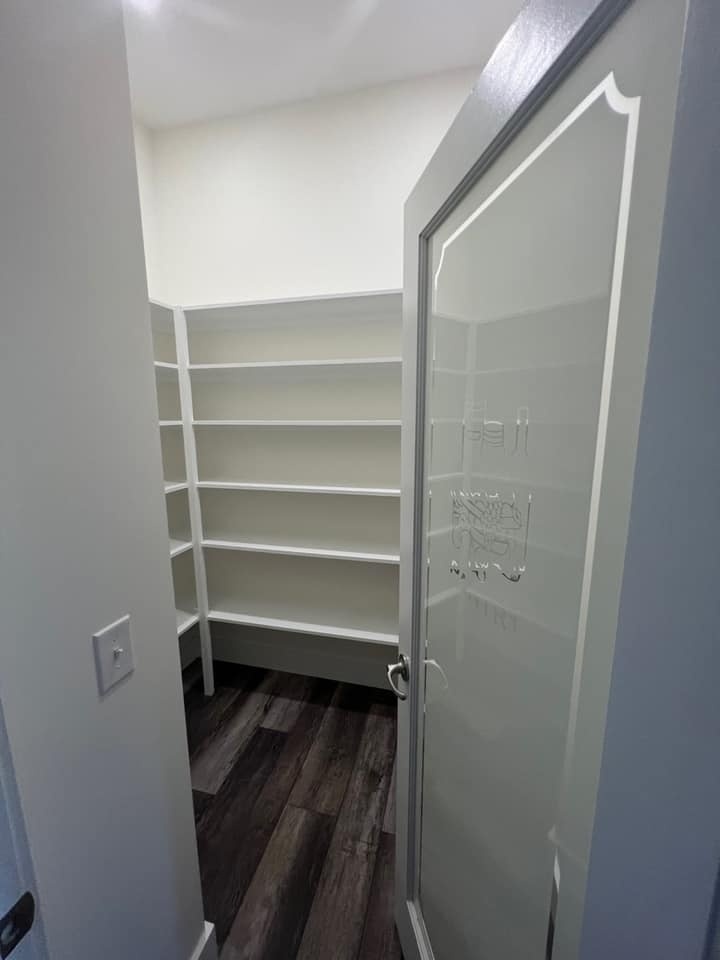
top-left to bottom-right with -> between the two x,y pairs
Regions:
387,654 -> 409,701
0,892 -> 35,958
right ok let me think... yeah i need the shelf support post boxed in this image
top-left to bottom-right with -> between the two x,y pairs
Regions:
174,307 -> 215,696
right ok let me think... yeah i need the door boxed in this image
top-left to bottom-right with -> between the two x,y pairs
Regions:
0,2 -> 207,958
392,0 -> 705,958
0,702 -> 45,960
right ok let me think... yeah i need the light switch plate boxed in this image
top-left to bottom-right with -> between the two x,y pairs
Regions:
93,614 -> 134,695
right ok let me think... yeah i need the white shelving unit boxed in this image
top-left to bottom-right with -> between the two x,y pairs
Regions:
151,301 -> 213,694
150,291 -> 402,693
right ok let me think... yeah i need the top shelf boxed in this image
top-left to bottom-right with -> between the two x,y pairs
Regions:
183,290 -> 401,329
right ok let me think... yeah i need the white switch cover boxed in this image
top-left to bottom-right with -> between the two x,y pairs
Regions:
93,614 -> 134,695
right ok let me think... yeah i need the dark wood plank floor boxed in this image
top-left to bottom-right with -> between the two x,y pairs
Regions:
184,660 -> 403,960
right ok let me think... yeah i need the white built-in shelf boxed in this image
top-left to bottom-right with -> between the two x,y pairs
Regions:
196,481 -> 400,497
164,481 -> 189,494
184,290 -> 401,328
189,357 -> 401,374
207,609 -> 398,647
170,538 -> 193,559
202,538 -> 400,565
176,609 -> 199,637
154,361 -> 179,380
193,419 -> 401,428
151,291 -> 402,683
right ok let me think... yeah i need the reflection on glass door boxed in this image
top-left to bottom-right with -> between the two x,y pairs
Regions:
418,75 -> 639,959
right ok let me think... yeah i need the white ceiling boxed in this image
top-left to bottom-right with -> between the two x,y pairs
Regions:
124,0 -> 524,128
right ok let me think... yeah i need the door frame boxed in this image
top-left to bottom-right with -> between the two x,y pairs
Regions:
397,0 -> 720,958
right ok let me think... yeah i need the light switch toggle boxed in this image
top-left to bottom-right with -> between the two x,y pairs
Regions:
93,615 -> 134,695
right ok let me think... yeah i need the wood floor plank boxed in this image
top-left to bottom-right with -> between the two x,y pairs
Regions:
357,833 -> 403,960
295,709 -> 396,960
295,838 -> 377,960
186,687 -> 244,760
261,673 -> 334,732
197,727 -> 287,947
371,686 -> 398,713
221,805 -> 334,960
335,710 -> 396,850
383,758 -> 396,835
370,696 -> 397,719
199,691 -> 333,950
253,687 -> 335,830
191,667 -> 400,959
191,674 -> 278,794
289,684 -> 371,817
192,789 -> 213,825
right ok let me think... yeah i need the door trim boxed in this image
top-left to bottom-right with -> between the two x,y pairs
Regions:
397,1 -> 633,956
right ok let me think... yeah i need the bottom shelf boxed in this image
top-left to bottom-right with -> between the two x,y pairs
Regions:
207,609 -> 398,647
176,609 -> 199,637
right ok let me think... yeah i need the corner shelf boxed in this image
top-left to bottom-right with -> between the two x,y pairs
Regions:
176,609 -> 200,637
154,361 -> 179,380
170,538 -> 193,559
164,481 -> 189,494
152,291 -> 402,687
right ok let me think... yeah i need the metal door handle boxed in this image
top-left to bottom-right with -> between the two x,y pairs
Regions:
387,654 -> 409,700
0,892 -> 35,958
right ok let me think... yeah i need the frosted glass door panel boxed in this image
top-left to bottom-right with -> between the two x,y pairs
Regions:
419,79 -> 636,959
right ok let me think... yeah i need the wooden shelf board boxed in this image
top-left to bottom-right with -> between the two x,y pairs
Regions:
176,609 -> 199,636
192,419 -> 401,427
170,538 -> 193,558
207,609 -> 398,646
159,420 -> 183,428
196,481 -> 400,497
202,538 -> 399,565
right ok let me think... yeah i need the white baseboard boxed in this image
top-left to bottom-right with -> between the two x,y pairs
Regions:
189,922 -> 216,960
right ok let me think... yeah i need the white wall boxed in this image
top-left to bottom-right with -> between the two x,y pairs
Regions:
142,69 -> 475,305
134,121 -> 161,302
0,3 -> 206,960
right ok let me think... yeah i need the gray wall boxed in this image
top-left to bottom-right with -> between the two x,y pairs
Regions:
0,2 -> 206,958
581,1 -> 720,956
